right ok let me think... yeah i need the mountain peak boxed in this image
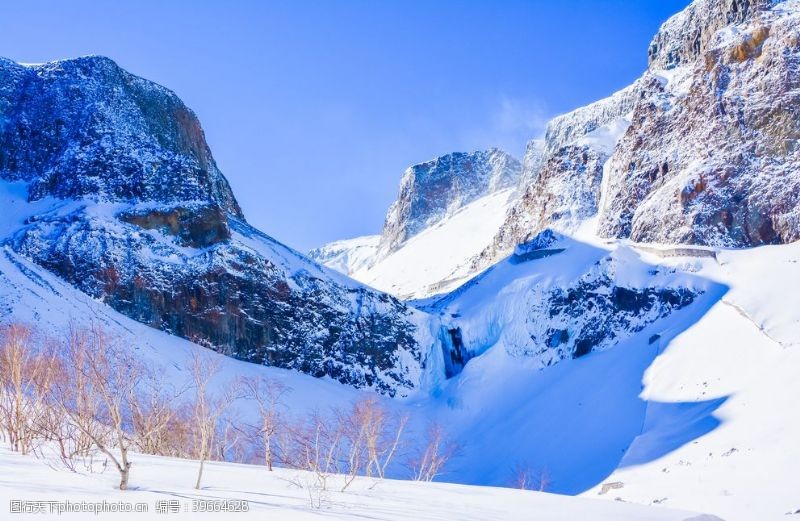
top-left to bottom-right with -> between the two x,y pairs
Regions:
377,148 -> 521,256
0,56 -> 243,218
648,0 -> 780,70
0,56 -> 434,395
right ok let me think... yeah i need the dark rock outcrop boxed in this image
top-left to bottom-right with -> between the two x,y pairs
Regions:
0,56 -> 242,216
549,279 -> 696,359
118,203 -> 231,248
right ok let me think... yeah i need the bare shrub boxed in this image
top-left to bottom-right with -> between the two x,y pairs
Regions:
509,462 -> 549,491
274,396 -> 408,500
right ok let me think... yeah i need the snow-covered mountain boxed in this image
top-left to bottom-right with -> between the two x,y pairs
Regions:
4,186 -> 798,519
3,0 -> 800,519
0,56 -> 441,396
319,0 -> 800,298
309,148 -> 526,298
307,235 -> 380,275
485,0 -> 800,270
377,148 -> 521,258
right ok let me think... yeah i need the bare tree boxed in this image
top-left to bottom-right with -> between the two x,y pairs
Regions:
409,422 -> 458,482
50,325 -> 143,490
339,397 -> 408,490
338,405 -> 367,491
511,462 -> 532,490
130,366 -> 188,458
0,323 -> 58,455
188,352 -> 238,490
240,376 -> 289,471
216,408 -> 248,464
361,397 -> 407,480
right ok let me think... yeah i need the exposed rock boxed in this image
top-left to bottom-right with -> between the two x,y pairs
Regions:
482,0 -> 799,261
599,482 -> 625,495
541,274 -> 695,360
647,0 -> 777,70
0,56 -> 242,216
506,145 -> 607,243
118,203 -> 231,248
599,4 -> 800,246
378,148 -> 521,257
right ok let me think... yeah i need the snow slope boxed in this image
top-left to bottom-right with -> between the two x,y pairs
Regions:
582,243 -> 800,520
0,216 -> 724,521
307,235 -> 380,275
0,446 -> 715,521
349,188 -> 517,299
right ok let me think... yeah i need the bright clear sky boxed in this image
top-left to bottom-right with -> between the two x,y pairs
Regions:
0,0 -> 690,251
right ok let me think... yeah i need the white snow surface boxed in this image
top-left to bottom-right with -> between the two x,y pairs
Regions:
573,114 -> 632,156
0,446 -> 712,521
307,235 -> 380,275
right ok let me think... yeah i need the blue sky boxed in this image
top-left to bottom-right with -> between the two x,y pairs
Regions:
0,0 -> 689,251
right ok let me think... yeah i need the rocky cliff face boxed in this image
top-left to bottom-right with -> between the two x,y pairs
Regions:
494,145 -> 609,247
0,57 -> 241,216
378,148 -> 521,257
0,56 -> 435,396
474,83 -> 640,270
647,0 -> 777,69
476,0 -> 799,269
598,1 -> 800,246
